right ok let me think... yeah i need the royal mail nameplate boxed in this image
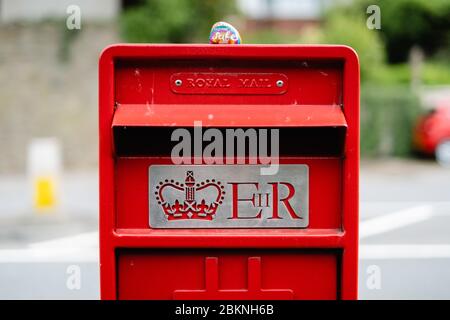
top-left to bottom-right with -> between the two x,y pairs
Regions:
149,165 -> 309,228
170,73 -> 288,95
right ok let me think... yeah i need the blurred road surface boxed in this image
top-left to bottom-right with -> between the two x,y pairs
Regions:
0,159 -> 449,299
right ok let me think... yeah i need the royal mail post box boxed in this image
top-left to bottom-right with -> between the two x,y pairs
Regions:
99,44 -> 359,300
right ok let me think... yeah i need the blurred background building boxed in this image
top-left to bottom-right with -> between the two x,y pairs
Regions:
0,0 -> 121,173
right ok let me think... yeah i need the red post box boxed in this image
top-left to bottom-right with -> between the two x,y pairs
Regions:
99,44 -> 359,300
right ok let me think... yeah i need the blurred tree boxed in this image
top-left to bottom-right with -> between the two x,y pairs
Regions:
321,12 -> 386,82
361,85 -> 421,157
358,0 -> 450,63
120,0 -> 236,43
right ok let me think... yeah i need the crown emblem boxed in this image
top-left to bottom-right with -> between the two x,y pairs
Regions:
155,171 -> 225,220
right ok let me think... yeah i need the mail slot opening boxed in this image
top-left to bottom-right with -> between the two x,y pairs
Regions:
114,126 -> 345,157
112,104 -> 347,157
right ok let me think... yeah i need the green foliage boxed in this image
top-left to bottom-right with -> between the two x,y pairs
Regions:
422,61 -> 450,85
370,64 -> 411,85
357,0 -> 450,62
371,61 -> 450,85
244,29 -> 301,44
361,85 -> 422,157
321,12 -> 385,82
120,0 -> 236,43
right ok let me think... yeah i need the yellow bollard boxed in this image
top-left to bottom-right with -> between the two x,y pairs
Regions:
28,138 -> 62,214
34,176 -> 58,211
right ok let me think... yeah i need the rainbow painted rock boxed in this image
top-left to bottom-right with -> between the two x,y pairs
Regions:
209,21 -> 242,44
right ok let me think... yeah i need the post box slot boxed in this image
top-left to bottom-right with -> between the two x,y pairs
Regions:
112,104 -> 347,157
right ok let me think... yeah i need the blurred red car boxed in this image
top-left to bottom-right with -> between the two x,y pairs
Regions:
413,102 -> 450,166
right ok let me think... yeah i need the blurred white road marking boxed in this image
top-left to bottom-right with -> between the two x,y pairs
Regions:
2,228 -> 450,262
360,244 -> 450,259
2,244 -> 450,262
29,231 -> 98,248
0,231 -> 98,263
360,204 -> 434,239
0,247 -> 98,263
0,244 -> 450,263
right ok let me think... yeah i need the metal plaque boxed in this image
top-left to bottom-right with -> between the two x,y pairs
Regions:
149,165 -> 308,228
170,73 -> 288,95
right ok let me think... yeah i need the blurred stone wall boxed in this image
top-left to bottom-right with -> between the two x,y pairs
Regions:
0,22 -> 119,173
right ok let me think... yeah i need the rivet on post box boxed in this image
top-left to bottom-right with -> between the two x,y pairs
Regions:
99,44 -> 359,300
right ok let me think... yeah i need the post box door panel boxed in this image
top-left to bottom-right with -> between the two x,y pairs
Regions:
118,250 -> 338,300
